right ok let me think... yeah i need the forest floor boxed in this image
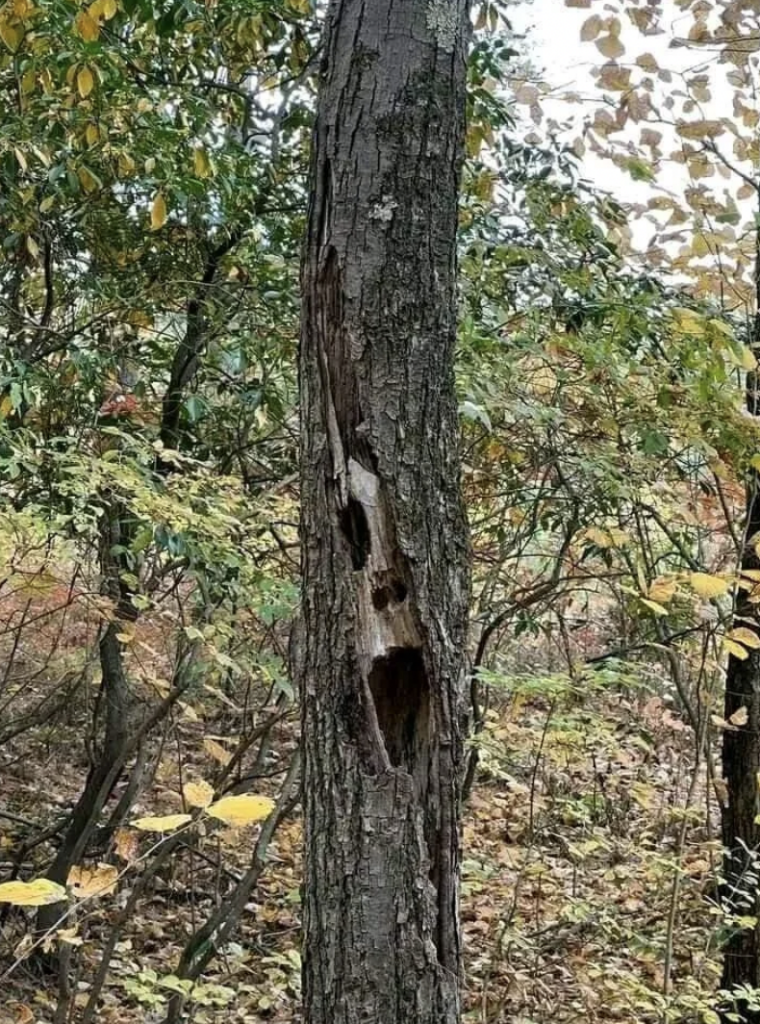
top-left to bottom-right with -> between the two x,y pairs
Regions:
0,675 -> 720,1024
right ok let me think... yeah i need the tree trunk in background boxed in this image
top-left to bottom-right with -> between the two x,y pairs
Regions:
297,2 -> 471,1022
721,309 -> 760,1016
37,506 -> 134,941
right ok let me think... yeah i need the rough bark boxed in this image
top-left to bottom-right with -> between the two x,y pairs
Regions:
297,3 -> 471,1023
721,309 -> 760,1016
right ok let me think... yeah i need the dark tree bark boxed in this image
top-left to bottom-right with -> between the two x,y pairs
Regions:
721,309 -> 760,1018
36,509 -> 135,942
297,3 -> 471,1023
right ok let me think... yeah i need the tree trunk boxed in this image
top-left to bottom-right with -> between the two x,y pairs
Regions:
297,3 -> 471,1024
36,507 -> 134,942
721,312 -> 760,1018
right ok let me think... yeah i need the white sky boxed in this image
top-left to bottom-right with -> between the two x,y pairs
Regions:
509,0 -> 754,278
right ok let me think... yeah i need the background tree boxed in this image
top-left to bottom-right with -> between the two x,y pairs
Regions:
0,0 -> 311,1012
529,0 -> 760,1013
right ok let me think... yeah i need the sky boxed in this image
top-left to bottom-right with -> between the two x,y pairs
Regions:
508,0 -> 751,261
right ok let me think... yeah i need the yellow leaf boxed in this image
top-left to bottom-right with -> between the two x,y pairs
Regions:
636,52 -> 659,72
75,11 -> 100,41
183,779 -> 214,808
207,794 -> 275,827
150,192 -> 167,231
114,828 -> 138,862
580,14 -> 601,40
583,526 -> 613,548
751,456 -> 760,474
726,627 -> 760,650
0,19 -> 20,51
86,123 -> 99,146
713,704 -> 749,728
0,395 -> 13,418
672,307 -> 705,336
9,1004 -> 35,1024
689,572 -> 730,599
131,813 -> 192,833
56,926 -> 83,946
722,639 -> 749,662
648,576 -> 677,604
102,0 -> 117,18
596,34 -> 624,59
203,737 -> 232,766
193,147 -> 211,178
67,863 -> 118,898
78,166 -> 98,193
179,700 -> 199,722
599,64 -> 631,92
584,525 -> 630,548
740,346 -> 757,371
115,153 -> 134,178
0,878 -> 67,906
730,706 -> 749,727
640,597 -> 669,616
77,66 -> 94,98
